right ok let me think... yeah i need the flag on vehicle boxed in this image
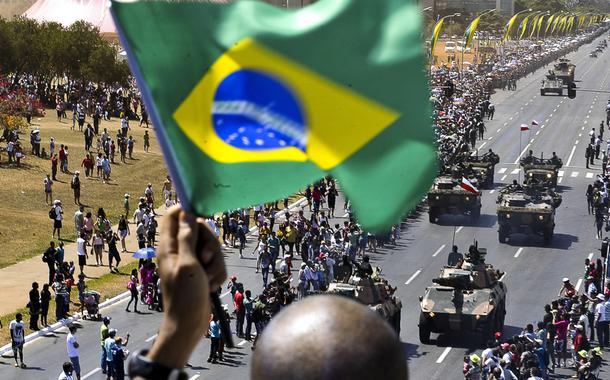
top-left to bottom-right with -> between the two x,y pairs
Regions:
460,177 -> 479,195
531,120 -> 539,127
520,124 -> 530,131
111,0 -> 436,232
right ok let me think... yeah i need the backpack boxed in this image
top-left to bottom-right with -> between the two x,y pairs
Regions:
49,207 -> 57,220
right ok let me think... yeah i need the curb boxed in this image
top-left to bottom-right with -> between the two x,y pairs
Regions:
0,197 -> 308,356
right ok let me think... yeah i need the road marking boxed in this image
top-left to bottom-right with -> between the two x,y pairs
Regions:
579,133 -> 582,137
558,177 -> 563,184
490,189 -> 495,194
509,117 -> 513,121
405,269 -> 422,285
432,244 -> 446,257
550,113 -> 553,117
82,368 -> 101,380
514,143 -> 531,164
145,333 -> 158,343
189,375 -> 201,380
220,290 -> 231,298
501,175 -> 507,181
479,142 -> 487,149
536,131 -> 540,136
571,171 -> 579,178
586,115 -> 590,119
497,128 -> 502,133
576,278 -> 583,292
586,173 -> 594,179
530,138 -> 535,143
511,169 -> 520,175
514,248 -> 524,258
589,110 -> 592,114
575,140 -> 579,145
566,146 -> 577,166
238,340 -> 248,346
498,168 -> 507,174
503,122 -> 508,126
541,125 -> 545,129
558,170 -> 564,177
456,226 -> 463,233
436,347 -> 452,364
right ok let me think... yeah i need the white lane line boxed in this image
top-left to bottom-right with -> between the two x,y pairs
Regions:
558,177 -> 564,184
511,169 -> 520,175
576,278 -> 583,292
550,113 -> 553,117
588,252 -> 594,260
456,226 -> 464,233
405,269 -> 422,285
536,131 -> 540,136
145,333 -> 158,343
497,128 -> 502,133
490,189 -> 495,194
82,368 -> 101,380
479,142 -> 487,149
566,146 -> 577,167
432,244 -> 446,258
498,168 -> 507,174
558,170 -> 564,177
503,122 -> 508,126
436,347 -> 453,364
514,248 -> 524,258
501,175 -> 507,181
571,171 -> 579,178
238,340 -> 248,346
586,173 -> 594,179
541,125 -> 545,129
189,375 -> 201,380
509,117 -> 513,121
220,290 -> 231,298
530,138 -> 535,143
514,143 -> 531,164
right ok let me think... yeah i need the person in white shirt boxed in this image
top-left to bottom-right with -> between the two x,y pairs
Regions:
66,325 -> 81,380
76,233 -> 88,276
9,313 -> 26,368
58,362 -> 75,380
52,200 -> 64,240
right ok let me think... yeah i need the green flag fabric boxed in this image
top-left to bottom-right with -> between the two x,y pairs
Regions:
111,0 -> 436,232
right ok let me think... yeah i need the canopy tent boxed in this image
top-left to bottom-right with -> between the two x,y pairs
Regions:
23,0 -> 115,35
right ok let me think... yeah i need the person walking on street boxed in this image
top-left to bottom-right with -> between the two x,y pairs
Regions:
100,317 -> 111,375
9,313 -> 26,368
125,269 -> 139,313
587,184 -> 594,215
244,290 -> 254,340
112,335 -> 130,380
207,313 -> 222,363
104,329 -> 118,380
44,175 -> 53,205
28,282 -> 40,331
66,325 -> 81,380
234,284 -> 245,338
595,294 -> 609,348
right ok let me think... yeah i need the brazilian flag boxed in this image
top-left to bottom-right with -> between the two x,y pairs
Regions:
111,0 -> 436,232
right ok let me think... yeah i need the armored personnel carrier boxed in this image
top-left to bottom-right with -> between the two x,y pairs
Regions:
496,184 -> 561,244
519,152 -> 563,189
418,244 -> 507,343
552,59 -> 575,84
427,176 -> 482,223
326,269 -> 402,334
540,74 -> 564,96
461,151 -> 500,189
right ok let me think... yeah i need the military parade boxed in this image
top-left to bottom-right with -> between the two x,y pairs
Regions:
2,1 -> 610,380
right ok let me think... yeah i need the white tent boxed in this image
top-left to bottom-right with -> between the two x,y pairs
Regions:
23,0 -> 115,35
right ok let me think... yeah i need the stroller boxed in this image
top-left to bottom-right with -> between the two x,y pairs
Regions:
81,291 -> 101,320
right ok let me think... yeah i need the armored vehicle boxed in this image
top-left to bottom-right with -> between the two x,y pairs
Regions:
418,244 -> 507,343
327,270 -> 402,334
540,75 -> 564,96
519,152 -> 563,189
461,151 -> 500,189
496,184 -> 561,244
552,59 -> 575,84
427,176 -> 481,223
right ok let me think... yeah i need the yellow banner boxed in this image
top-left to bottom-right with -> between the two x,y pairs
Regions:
430,18 -> 444,56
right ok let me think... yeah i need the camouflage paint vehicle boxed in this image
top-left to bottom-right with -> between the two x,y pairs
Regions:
520,153 -> 563,189
461,151 -> 500,189
552,59 -> 575,84
496,185 -> 561,244
418,245 -> 507,343
326,269 -> 402,334
427,176 -> 481,223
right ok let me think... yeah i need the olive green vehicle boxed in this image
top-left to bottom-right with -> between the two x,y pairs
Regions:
427,176 -> 482,223
519,153 -> 563,189
418,245 -> 507,343
540,75 -> 564,96
326,269 -> 402,334
461,151 -> 500,189
552,59 -> 575,84
496,185 -> 562,244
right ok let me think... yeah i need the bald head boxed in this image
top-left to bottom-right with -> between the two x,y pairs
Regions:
251,295 -> 407,380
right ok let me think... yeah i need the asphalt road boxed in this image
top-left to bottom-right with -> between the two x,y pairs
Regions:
2,34 -> 610,380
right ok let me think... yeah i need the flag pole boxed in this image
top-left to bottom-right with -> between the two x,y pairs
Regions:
452,224 -> 457,247
518,130 -> 522,183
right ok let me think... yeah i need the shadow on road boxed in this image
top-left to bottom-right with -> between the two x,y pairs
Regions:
501,233 -> 578,250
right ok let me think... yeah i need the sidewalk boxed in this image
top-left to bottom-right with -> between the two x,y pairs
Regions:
0,207 -> 167,317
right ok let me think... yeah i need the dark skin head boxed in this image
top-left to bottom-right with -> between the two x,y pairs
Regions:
251,295 -> 407,380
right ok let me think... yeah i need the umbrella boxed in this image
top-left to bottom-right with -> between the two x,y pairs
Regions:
133,247 -> 156,260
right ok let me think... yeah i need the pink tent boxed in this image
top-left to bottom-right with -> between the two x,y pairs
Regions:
23,0 -> 115,34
